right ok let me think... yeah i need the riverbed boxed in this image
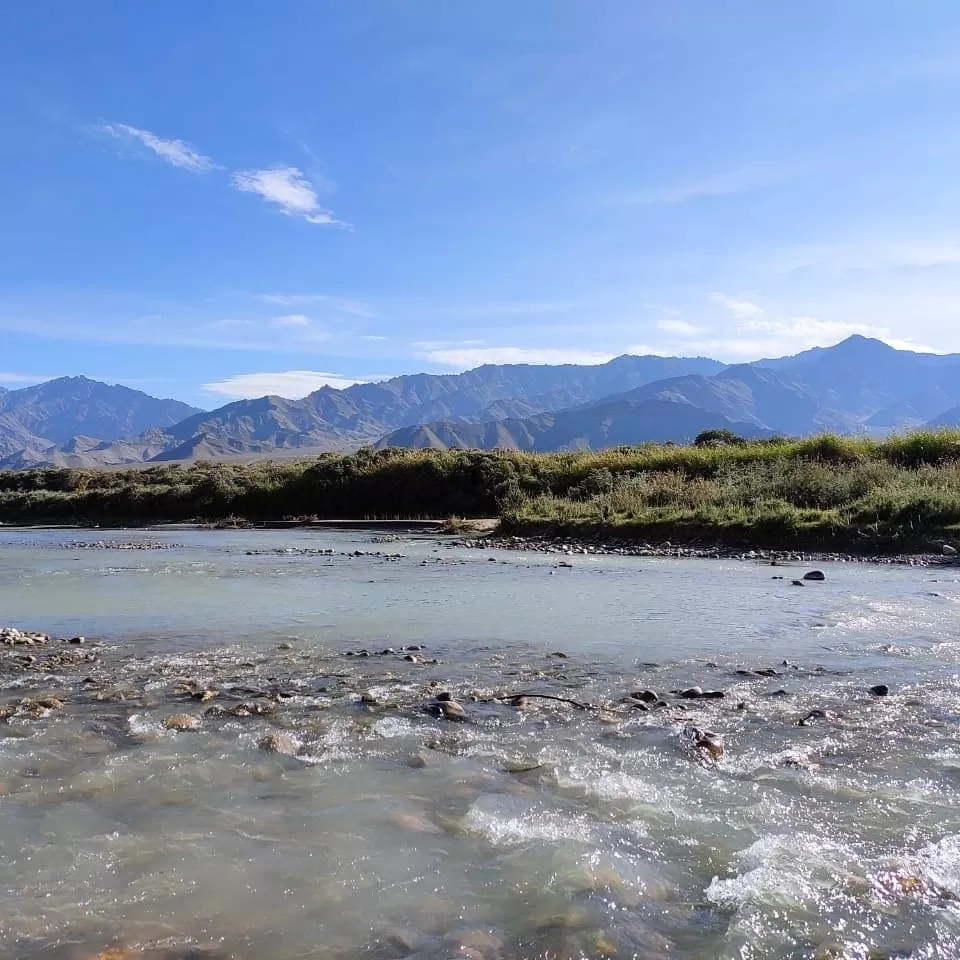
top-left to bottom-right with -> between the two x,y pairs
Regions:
0,527 -> 958,960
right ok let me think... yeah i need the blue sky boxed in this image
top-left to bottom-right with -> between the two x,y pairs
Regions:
4,1 -> 960,408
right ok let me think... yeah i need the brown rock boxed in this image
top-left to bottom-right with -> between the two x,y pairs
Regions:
258,731 -> 301,755
163,714 -> 201,732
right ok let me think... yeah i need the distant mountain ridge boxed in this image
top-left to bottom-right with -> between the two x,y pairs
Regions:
0,354 -> 723,467
4,337 -> 960,467
0,377 -> 200,465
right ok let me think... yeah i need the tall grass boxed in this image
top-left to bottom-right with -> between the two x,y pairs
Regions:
3,431 -> 960,550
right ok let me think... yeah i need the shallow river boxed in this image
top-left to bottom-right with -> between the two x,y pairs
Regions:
0,527 -> 959,960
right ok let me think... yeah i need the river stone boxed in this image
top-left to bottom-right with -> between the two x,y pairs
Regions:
630,689 -> 660,703
258,731 -> 301,755
163,714 -> 201,732
803,570 -> 826,581
425,698 -> 466,720
869,683 -> 890,697
0,627 -> 49,646
943,543 -> 958,556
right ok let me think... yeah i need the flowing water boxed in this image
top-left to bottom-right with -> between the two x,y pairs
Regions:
0,527 -> 959,960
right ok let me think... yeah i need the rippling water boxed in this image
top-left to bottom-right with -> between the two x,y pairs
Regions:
1,527 -> 959,960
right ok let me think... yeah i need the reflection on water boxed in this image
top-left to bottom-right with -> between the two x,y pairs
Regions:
0,528 -> 959,959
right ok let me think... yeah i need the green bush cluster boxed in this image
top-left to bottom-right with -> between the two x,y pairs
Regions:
3,431 -> 960,551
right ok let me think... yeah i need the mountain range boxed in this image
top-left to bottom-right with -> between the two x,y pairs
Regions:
4,336 -> 960,468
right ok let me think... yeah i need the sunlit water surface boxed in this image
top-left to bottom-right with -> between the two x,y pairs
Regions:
0,527 -> 958,960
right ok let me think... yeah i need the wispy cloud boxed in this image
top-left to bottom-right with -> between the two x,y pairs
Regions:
657,317 -> 704,336
631,293 -> 940,360
96,124 -> 347,227
760,236 -> 960,275
231,166 -> 347,226
613,164 -> 788,206
271,313 -> 312,328
421,346 -> 615,368
0,372 -> 50,385
203,370 -> 367,399
98,122 -> 216,172
258,293 -> 374,317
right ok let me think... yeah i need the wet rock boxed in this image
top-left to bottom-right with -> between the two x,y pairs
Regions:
360,692 -> 381,706
630,689 -> 660,703
443,929 -> 504,960
424,698 -> 466,721
277,642 -> 294,650
754,667 -> 780,677
403,644 -> 425,651
798,708 -> 838,726
258,731 -> 301,755
403,654 -> 419,663
688,727 -> 724,759
163,714 -> 201,732
550,651 -> 568,658
67,636 -> 86,644
387,811 -> 443,834
803,570 -> 826,581
943,543 -> 958,556
677,687 -> 725,700
435,690 -> 454,702
869,683 -> 890,697
791,579 -> 805,586
0,626 -> 49,646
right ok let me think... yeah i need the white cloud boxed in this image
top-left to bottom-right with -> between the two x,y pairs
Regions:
202,370 -> 367,399
633,294 -> 941,360
271,313 -> 311,327
98,122 -> 215,172
0,372 -> 50,385
657,318 -> 704,336
422,346 -> 615,368
231,166 -> 346,226
709,293 -> 765,321
210,318 -> 254,329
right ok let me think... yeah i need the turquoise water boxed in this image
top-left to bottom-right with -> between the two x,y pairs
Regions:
0,528 -> 958,959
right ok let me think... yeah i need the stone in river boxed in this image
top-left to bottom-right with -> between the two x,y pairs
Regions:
631,689 -> 660,703
943,543 -> 958,556
678,687 -> 725,699
792,579 -> 805,586
0,626 -> 49,646
798,708 -> 837,726
163,714 -> 201,732
258,731 -> 301,755
869,683 -> 890,697
803,570 -> 826,581
435,690 -> 454,702
424,698 -> 466,720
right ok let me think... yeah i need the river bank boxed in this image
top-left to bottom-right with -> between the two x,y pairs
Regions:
466,531 -> 960,566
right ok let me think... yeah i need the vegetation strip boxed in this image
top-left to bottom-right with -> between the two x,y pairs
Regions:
3,431 -> 960,553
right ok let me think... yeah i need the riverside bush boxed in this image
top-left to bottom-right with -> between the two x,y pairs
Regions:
2,432 -> 960,550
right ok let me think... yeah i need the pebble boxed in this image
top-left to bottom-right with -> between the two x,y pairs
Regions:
869,684 -> 890,697
803,570 -> 826,581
